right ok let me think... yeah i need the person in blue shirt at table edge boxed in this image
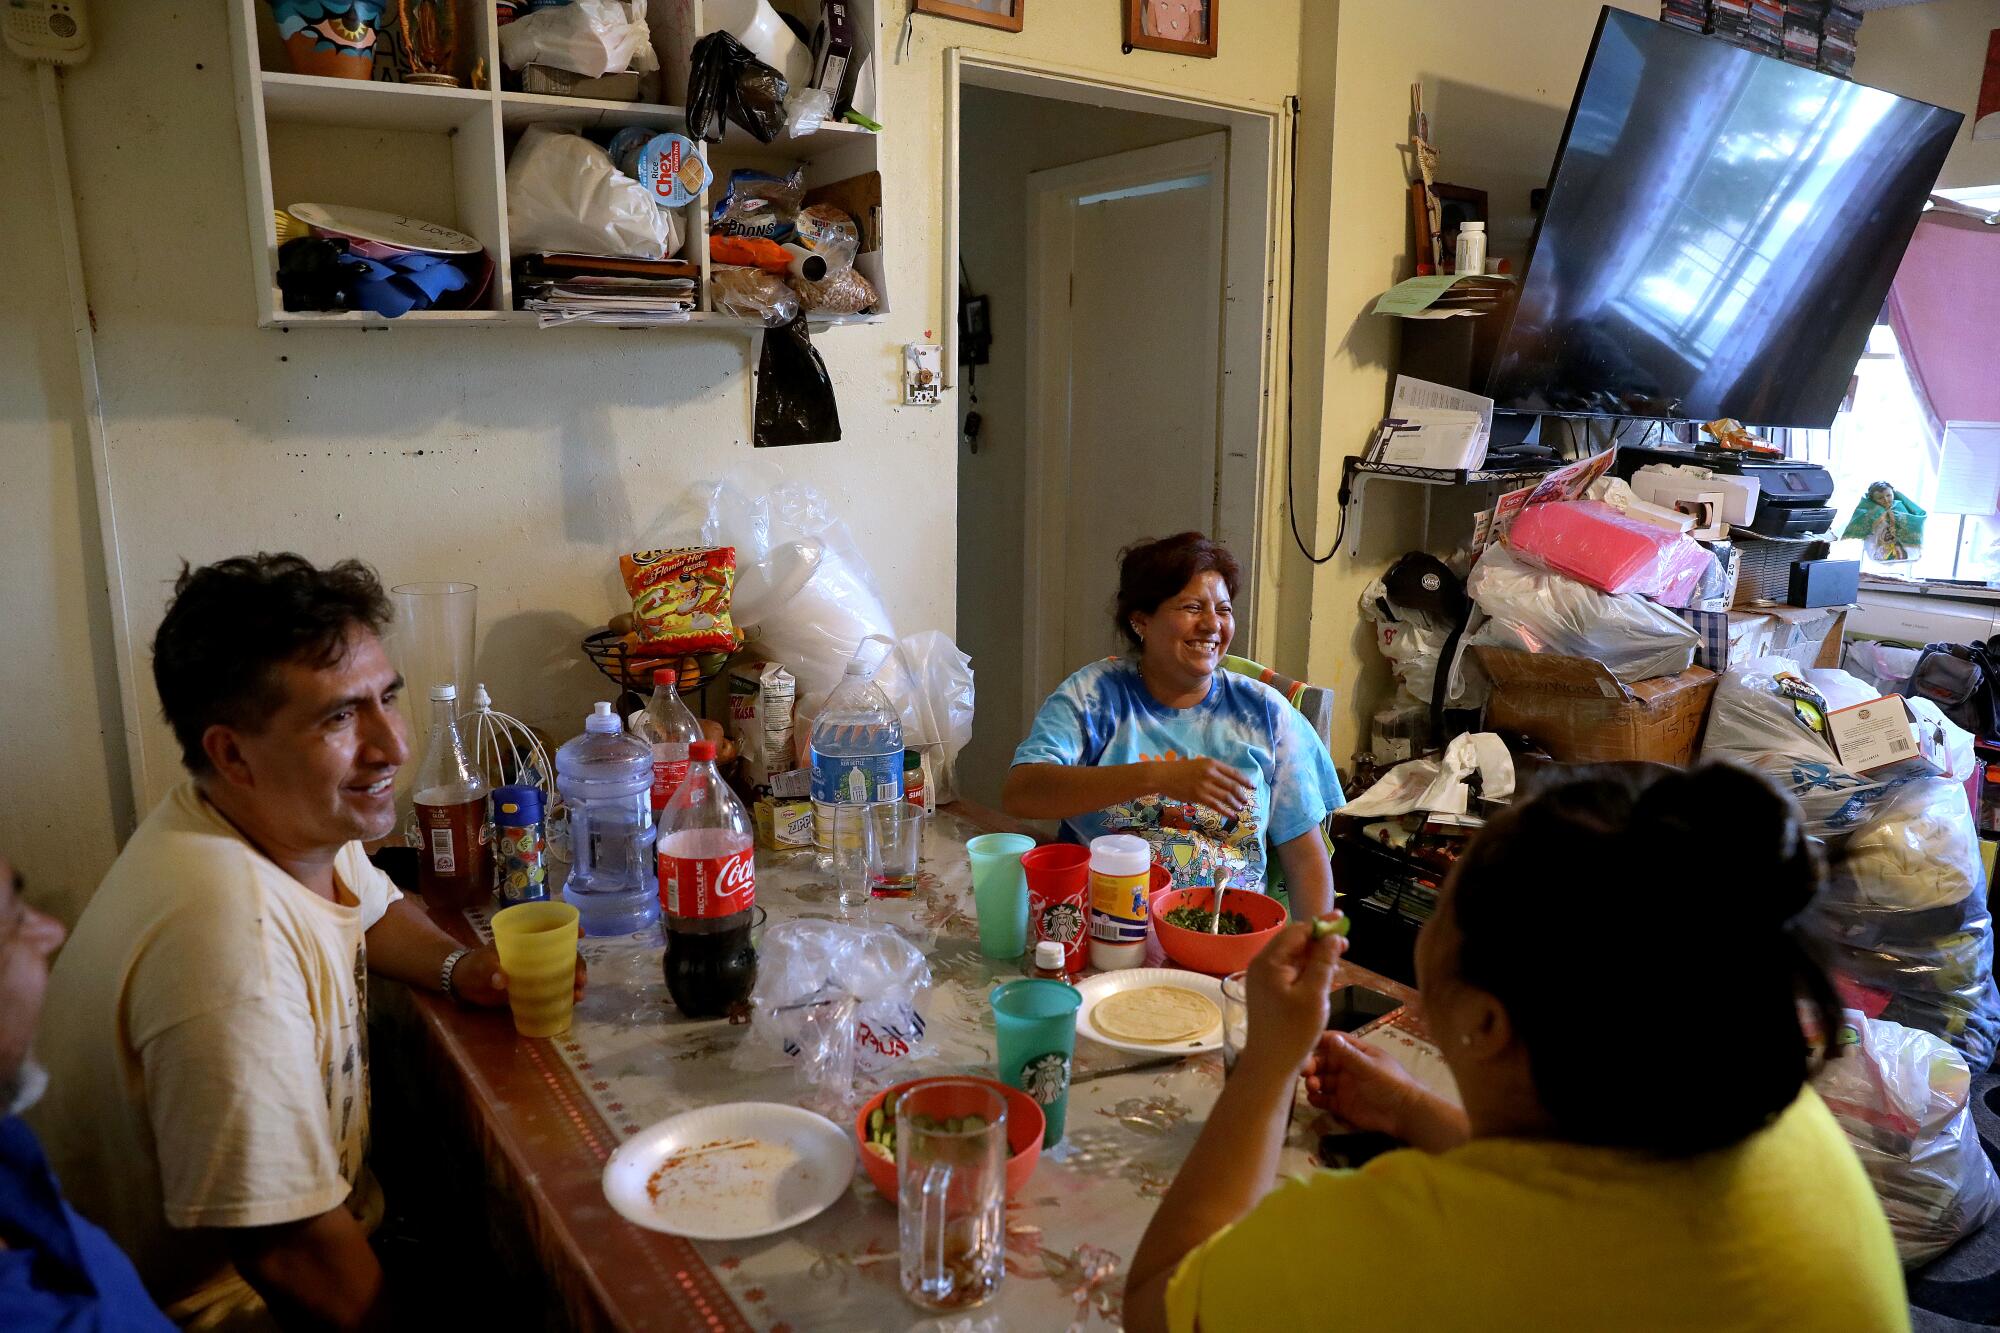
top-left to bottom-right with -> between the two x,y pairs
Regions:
0,851 -> 174,1331
1003,532 -> 1344,920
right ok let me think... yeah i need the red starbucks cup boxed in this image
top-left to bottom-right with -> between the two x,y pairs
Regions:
1022,844 -> 1092,975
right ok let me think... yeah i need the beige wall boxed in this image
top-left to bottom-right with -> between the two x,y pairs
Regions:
0,4 -> 1304,923
1855,0 -> 2000,190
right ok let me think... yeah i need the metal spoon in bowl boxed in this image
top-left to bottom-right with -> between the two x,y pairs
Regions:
1209,867 -> 1230,935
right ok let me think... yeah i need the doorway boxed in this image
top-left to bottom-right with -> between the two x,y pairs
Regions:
948,62 -> 1290,806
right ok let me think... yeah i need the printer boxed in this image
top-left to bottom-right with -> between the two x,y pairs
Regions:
1613,444 -> 1836,539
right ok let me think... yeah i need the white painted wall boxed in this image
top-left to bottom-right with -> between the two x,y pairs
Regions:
954,88 -> 1214,806
1855,0 -> 2000,190
0,3 -> 1305,923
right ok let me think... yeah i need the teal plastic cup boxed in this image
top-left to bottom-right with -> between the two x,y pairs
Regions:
990,978 -> 1082,1146
966,833 -> 1035,960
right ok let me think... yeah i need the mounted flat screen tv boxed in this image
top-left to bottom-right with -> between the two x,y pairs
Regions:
1485,7 -> 1962,429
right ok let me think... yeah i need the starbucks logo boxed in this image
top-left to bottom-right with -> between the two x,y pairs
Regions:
1042,901 -> 1085,944
1021,1051 -> 1070,1106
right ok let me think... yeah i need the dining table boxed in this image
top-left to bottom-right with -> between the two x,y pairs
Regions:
379,801 -> 1437,1333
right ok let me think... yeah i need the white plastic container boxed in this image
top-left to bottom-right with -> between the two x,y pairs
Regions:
1454,220 -> 1486,278
1087,834 -> 1151,972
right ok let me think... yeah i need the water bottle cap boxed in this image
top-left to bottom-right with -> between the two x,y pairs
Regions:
844,658 -> 873,676
689,740 -> 717,761
652,667 -> 679,686
429,683 -> 457,702
585,701 -> 621,733
492,784 -> 543,821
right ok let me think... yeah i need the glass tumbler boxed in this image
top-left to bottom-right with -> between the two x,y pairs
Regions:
897,1079 -> 1008,1312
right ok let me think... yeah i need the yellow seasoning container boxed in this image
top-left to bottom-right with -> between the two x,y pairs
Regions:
1088,834 -> 1151,970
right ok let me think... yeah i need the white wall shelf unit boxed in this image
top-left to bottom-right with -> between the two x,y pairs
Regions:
227,0 -> 885,331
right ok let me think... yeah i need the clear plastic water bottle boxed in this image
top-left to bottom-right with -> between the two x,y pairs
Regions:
810,643 -> 905,862
556,701 -> 660,936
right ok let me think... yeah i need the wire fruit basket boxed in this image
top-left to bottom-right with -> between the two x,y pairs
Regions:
582,629 -> 737,699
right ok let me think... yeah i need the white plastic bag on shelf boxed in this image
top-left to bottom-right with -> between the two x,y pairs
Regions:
1462,545 -> 1699,684
498,0 -> 659,77
732,919 -> 934,1115
1815,1010 -> 2000,1266
1359,580 -> 1478,709
506,126 -> 680,259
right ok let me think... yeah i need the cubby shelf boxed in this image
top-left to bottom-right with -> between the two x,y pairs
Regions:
227,0 -> 886,331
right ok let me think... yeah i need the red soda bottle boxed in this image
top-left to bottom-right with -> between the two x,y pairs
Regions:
658,740 -> 758,1018
632,667 -> 702,814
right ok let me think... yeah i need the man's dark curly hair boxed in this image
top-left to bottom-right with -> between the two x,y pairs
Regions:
152,553 -> 393,774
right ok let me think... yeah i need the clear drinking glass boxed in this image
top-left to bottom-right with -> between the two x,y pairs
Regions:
1221,970 -> 1250,1076
869,803 -> 925,898
831,803 -> 874,914
897,1079 -> 1008,1312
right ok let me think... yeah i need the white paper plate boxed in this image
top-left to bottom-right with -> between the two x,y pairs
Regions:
602,1102 -> 855,1241
286,203 -> 484,255
1074,968 -> 1226,1057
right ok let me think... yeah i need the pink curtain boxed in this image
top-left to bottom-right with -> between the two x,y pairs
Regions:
1884,212 -> 2000,427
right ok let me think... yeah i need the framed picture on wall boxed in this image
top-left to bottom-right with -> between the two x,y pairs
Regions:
912,0 -> 1024,33
1123,0 -> 1216,59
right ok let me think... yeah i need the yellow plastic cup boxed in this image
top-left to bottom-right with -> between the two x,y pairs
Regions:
490,901 -> 579,1038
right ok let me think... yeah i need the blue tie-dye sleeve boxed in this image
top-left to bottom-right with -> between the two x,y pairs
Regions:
1267,703 -> 1345,845
1013,675 -> 1090,768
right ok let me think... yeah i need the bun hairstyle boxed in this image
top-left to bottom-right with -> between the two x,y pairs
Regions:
1112,533 -> 1241,651
1448,762 -> 1838,1158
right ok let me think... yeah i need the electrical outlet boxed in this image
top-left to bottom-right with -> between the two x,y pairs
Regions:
4,0 -> 91,65
904,343 -> 942,406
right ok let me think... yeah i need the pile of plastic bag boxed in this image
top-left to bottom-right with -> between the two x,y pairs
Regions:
1701,659 -> 2000,1070
1462,545 -> 1700,684
1815,1010 -> 1999,1265
499,0 -> 657,79
696,470 -> 975,799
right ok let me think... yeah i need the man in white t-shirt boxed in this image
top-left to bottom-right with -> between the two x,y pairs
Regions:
30,554 -> 583,1331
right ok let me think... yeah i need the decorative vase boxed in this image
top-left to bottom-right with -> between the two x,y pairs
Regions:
270,0 -> 384,81
395,0 -> 461,87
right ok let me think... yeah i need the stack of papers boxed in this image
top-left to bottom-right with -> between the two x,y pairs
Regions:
1372,376 -> 1494,471
1372,273 -> 1514,320
520,277 -> 697,326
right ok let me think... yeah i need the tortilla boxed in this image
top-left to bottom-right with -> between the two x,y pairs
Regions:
1093,986 -> 1222,1044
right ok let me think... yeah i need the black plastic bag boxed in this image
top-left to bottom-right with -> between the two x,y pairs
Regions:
276,237 -> 355,312
755,313 -> 840,447
687,32 -> 788,144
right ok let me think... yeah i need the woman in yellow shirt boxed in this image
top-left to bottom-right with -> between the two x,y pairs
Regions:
1125,763 -> 1908,1332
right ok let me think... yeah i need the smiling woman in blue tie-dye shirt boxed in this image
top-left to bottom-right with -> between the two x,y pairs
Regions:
1003,534 -> 1344,918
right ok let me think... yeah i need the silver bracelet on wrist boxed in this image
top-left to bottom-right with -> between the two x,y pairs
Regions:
440,947 -> 472,1000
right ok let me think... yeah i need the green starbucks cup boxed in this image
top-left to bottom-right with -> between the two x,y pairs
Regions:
966,833 -> 1035,959
990,978 -> 1082,1146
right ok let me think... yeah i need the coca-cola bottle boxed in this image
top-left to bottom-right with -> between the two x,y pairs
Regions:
412,683 -> 492,913
658,739 -> 758,1018
631,667 -> 702,814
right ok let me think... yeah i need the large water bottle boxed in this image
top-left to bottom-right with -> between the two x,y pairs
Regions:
556,701 -> 660,936
810,639 -> 905,862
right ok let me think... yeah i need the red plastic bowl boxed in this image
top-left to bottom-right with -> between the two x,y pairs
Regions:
1152,885 -> 1288,975
854,1076 -> 1044,1202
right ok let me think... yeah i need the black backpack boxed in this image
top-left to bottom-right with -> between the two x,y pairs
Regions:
1908,638 -> 2000,740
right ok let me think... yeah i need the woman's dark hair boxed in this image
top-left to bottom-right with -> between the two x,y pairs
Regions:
1112,532 -> 1240,651
152,553 -> 393,774
1448,762 -> 1839,1157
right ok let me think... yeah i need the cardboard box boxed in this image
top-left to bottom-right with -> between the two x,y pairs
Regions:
1825,695 -> 1948,779
755,798 -> 815,851
1474,647 -> 1719,766
1695,605 -> 1847,673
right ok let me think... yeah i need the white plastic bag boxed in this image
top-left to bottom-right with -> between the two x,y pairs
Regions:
506,126 -> 679,259
1359,580 -> 1477,708
899,630 -> 975,803
1815,1011 -> 2000,1265
1844,640 -> 1925,698
733,919 -> 934,1114
1462,545 -> 1699,684
498,0 -> 659,77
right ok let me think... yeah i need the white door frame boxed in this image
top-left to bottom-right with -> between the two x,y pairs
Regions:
1023,134 -> 1230,715
943,50 -> 1296,690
